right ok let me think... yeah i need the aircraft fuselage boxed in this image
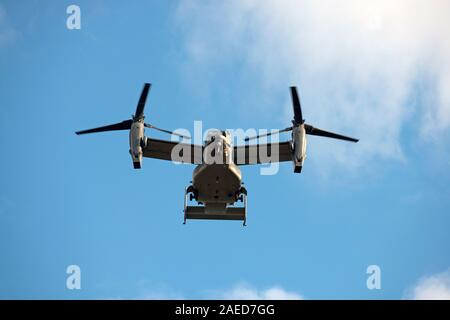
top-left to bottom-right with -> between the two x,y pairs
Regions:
188,130 -> 246,215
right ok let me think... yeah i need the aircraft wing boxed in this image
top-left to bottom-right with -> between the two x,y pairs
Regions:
233,141 -> 293,165
142,137 -> 203,164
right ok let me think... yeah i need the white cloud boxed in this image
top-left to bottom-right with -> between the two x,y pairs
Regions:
405,269 -> 450,300
132,281 -> 185,300
175,0 -> 450,171
135,291 -> 185,300
130,283 -> 303,300
219,284 -> 303,300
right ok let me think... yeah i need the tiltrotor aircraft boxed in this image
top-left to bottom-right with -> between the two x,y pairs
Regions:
76,83 -> 358,225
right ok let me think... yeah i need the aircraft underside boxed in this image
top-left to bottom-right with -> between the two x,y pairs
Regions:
184,163 -> 248,226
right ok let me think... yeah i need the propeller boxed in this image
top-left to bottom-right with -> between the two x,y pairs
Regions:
304,124 -> 358,142
75,119 -> 133,135
76,83 -> 190,139
134,83 -> 151,120
245,86 -> 358,143
290,86 -> 304,125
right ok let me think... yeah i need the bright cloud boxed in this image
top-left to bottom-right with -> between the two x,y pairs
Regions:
175,0 -> 450,170
135,291 -> 185,300
405,269 -> 450,300
219,284 -> 303,300
130,283 -> 303,300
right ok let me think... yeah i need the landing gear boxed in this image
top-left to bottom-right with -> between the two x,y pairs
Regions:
237,187 -> 248,226
184,185 -> 197,224
237,186 -> 247,202
186,185 -> 197,202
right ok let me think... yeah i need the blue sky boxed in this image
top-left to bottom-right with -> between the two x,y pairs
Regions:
1,0 -> 450,299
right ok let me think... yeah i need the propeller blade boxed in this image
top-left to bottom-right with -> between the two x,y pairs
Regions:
245,126 -> 293,142
75,119 -> 133,135
290,86 -> 304,124
144,123 -> 191,139
135,83 -> 151,119
304,124 -> 359,142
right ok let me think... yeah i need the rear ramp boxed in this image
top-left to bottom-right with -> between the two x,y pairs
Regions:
183,194 -> 247,226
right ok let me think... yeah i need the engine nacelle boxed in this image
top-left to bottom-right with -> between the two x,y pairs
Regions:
292,124 -> 307,173
129,121 -> 145,169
